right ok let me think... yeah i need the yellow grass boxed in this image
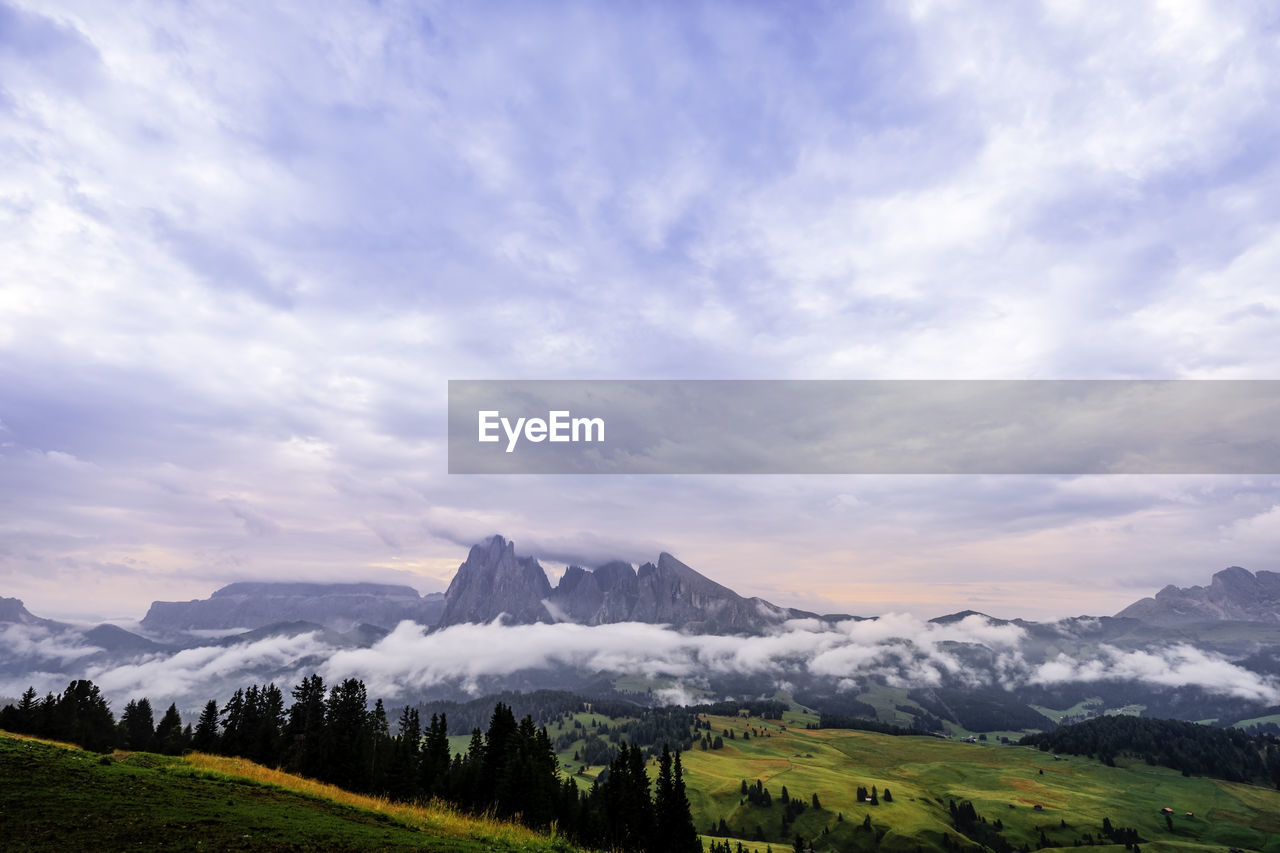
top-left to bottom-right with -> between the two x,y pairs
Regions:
0,729 -> 86,751
180,753 -> 561,847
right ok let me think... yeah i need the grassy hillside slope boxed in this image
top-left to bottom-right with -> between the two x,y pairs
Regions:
678,712 -> 1280,852
0,730 -> 580,852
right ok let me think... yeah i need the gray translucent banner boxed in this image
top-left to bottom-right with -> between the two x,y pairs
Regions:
447,380 -> 1280,474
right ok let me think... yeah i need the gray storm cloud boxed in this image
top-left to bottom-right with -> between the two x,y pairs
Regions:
4,614 -> 1277,709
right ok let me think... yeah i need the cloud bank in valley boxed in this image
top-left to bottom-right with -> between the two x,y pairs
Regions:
4,615 -> 1276,709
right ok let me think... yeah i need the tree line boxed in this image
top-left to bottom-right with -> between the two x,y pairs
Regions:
1022,714 -> 1280,786
1,677 -> 702,852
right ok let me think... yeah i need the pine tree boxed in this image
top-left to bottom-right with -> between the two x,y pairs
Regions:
285,674 -> 327,778
220,689 -> 246,756
481,702 -> 518,807
155,703 -> 186,754
422,712 -> 451,796
14,687 -> 38,731
119,697 -> 156,751
651,746 -> 700,852
190,700 -> 218,752
368,698 -> 391,793
387,705 -> 421,800
252,683 -> 286,764
593,743 -> 655,851
324,678 -> 371,790
55,680 -> 116,752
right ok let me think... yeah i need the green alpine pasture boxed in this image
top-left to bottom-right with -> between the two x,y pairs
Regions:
8,705 -> 1280,853
0,730 -> 581,852
686,712 -> 1280,852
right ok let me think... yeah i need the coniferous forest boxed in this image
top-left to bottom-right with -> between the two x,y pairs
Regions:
1022,714 -> 1280,786
0,677 -> 702,853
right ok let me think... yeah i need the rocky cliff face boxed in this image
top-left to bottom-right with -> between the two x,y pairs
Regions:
1116,566 -> 1280,626
141,583 -> 444,634
437,535 -> 805,634
438,535 -> 555,625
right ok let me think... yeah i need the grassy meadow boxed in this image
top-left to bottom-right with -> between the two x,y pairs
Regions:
676,711 -> 1280,852
0,730 -> 580,852
539,700 -> 1280,853
7,701 -> 1280,853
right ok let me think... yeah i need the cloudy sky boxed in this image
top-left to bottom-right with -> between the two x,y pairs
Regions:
2,0 -> 1279,622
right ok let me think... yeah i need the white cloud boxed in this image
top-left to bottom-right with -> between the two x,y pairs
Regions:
5,613 -> 1278,709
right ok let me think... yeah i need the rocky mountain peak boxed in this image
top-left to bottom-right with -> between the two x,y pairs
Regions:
434,536 -> 813,634
1117,566 -> 1280,626
594,561 -> 638,590
439,535 -> 554,626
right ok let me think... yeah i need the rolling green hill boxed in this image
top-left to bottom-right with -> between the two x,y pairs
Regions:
9,706 -> 1280,853
0,730 -> 581,852
542,704 -> 1280,853
682,711 -> 1280,852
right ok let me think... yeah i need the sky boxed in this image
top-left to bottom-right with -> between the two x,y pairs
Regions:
2,0 -> 1280,622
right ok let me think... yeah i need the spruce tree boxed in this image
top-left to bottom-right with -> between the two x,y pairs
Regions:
671,750 -> 701,851
388,706 -> 422,801
252,683 -> 286,764
220,689 -> 246,756
56,680 -> 116,752
285,674 -> 327,778
155,703 -> 186,754
14,687 -> 38,731
193,700 -> 220,752
324,678 -> 372,790
120,697 -> 156,751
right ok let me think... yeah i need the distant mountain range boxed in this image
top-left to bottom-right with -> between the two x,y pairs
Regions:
6,537 -> 1280,640
5,541 -> 1280,728
1115,566 -> 1280,626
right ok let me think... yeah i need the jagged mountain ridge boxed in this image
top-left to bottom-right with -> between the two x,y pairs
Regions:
438,534 -> 813,634
8,556 -> 1280,721
1116,566 -> 1280,626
